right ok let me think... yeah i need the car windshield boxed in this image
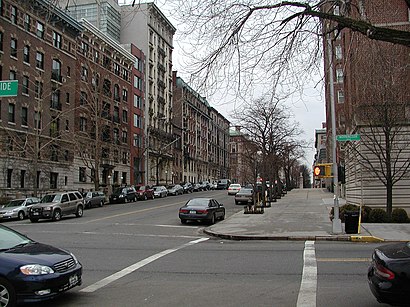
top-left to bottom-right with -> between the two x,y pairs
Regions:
114,188 -> 125,194
0,226 -> 33,251
41,194 -> 61,203
185,199 -> 209,207
136,186 -> 146,191
3,200 -> 25,207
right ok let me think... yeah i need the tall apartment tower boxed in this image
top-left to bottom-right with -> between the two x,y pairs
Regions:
323,1 -> 410,207
120,3 -> 176,185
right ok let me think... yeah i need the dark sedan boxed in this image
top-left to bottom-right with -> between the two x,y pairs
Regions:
0,225 -> 82,306
368,241 -> 410,305
179,198 -> 225,225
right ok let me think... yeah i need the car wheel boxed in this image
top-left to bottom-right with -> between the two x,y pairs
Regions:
180,219 -> 187,224
208,214 -> 216,225
144,194 -> 148,200
76,205 -> 84,217
52,209 -> 62,221
30,218 -> 39,223
17,211 -> 25,220
220,213 -> 225,220
152,194 -> 155,200
99,200 -> 104,207
0,277 -> 16,307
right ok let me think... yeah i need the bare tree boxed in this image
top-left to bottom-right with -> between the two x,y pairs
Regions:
347,41 -> 410,217
165,0 -> 410,96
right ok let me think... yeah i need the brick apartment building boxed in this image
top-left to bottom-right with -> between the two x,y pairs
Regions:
323,1 -> 410,208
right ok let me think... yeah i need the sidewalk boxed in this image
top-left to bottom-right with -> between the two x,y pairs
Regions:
204,188 -> 410,242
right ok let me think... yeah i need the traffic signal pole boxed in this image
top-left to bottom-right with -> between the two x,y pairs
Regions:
327,35 -> 342,234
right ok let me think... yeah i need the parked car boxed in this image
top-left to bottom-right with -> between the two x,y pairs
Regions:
182,183 -> 193,193
109,186 -> 137,204
235,188 -> 255,206
167,184 -> 184,196
135,185 -> 155,200
192,183 -> 202,192
0,224 -> 82,306
216,178 -> 231,190
179,198 -> 225,225
153,186 -> 168,198
84,191 -> 105,208
368,241 -> 410,305
28,191 -> 84,222
199,182 -> 209,191
0,197 -> 40,221
228,183 -> 242,195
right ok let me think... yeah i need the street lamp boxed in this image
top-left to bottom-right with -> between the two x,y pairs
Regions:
165,170 -> 168,185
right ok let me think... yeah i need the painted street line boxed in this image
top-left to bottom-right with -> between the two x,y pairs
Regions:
297,240 -> 317,307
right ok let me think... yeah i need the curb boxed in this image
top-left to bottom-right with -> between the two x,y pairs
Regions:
350,235 -> 384,243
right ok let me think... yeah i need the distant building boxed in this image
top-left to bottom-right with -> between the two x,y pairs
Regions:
229,126 -> 254,186
313,124 -> 327,188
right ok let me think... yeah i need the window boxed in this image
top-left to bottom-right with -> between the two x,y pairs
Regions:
0,32 -> 3,51
114,63 -> 120,76
114,84 -> 120,101
134,76 -> 143,90
8,104 -> 15,123
113,128 -> 119,144
36,52 -> 44,69
122,110 -> 128,123
81,42 -> 89,55
81,66 -> 88,81
9,70 -> 16,80
34,111 -> 41,129
11,6 -> 17,24
122,130 -> 127,143
35,81 -> 43,99
335,45 -> 342,60
10,38 -> 17,57
50,172 -> 58,189
22,76 -> 29,94
113,106 -> 120,123
67,66 -> 71,77
24,14 -> 30,31
135,57 -> 143,72
122,89 -> 128,102
21,107 -> 28,126
133,114 -> 141,128
134,94 -> 142,108
133,134 -> 141,147
36,22 -> 44,38
66,92 -> 70,104
7,169 -> 12,188
51,89 -> 61,110
80,91 -> 87,105
336,68 -> 344,83
23,45 -> 30,63
65,119 -> 69,131
80,117 -> 87,132
79,167 -> 86,182
50,117 -> 59,137
53,31 -> 61,49
52,59 -> 61,82
337,90 -> 345,103
20,170 -> 26,188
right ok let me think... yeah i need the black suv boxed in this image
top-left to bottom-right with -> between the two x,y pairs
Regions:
109,187 -> 137,204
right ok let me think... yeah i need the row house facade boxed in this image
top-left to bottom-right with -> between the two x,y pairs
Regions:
323,1 -> 410,207
0,0 -> 141,197
0,0 -> 84,196
173,72 -> 230,184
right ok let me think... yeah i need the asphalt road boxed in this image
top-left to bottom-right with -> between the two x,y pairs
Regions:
4,190 -> 389,307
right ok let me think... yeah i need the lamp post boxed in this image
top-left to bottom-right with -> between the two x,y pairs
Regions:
165,170 -> 168,185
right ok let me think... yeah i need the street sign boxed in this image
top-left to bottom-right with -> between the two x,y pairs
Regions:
336,134 -> 360,142
0,80 -> 18,97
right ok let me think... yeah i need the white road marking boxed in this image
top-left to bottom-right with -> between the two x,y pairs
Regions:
80,237 -> 209,293
297,240 -> 317,307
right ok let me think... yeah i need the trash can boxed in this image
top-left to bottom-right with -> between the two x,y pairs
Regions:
344,211 -> 359,234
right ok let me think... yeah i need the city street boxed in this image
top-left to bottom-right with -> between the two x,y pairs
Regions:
4,190 -> 388,307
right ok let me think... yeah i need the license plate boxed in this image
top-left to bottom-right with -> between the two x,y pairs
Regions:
33,212 -> 39,215
189,210 -> 196,214
69,275 -> 78,286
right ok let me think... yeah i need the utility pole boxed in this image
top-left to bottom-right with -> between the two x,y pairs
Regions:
327,35 -> 343,234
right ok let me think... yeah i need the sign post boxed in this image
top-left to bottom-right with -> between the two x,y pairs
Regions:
0,80 -> 18,97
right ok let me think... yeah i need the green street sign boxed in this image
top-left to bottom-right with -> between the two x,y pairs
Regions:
336,134 -> 360,142
0,80 -> 18,97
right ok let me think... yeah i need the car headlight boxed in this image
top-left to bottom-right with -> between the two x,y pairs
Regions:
119,194 -> 125,198
20,264 -> 54,275
43,206 -> 52,211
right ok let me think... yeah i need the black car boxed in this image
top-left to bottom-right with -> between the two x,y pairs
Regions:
368,241 -> 410,305
182,183 -> 193,193
0,225 -> 82,306
109,187 -> 137,203
179,198 -> 225,224
216,179 -> 231,190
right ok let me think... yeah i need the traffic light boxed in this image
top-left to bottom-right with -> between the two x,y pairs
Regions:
313,164 -> 332,178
